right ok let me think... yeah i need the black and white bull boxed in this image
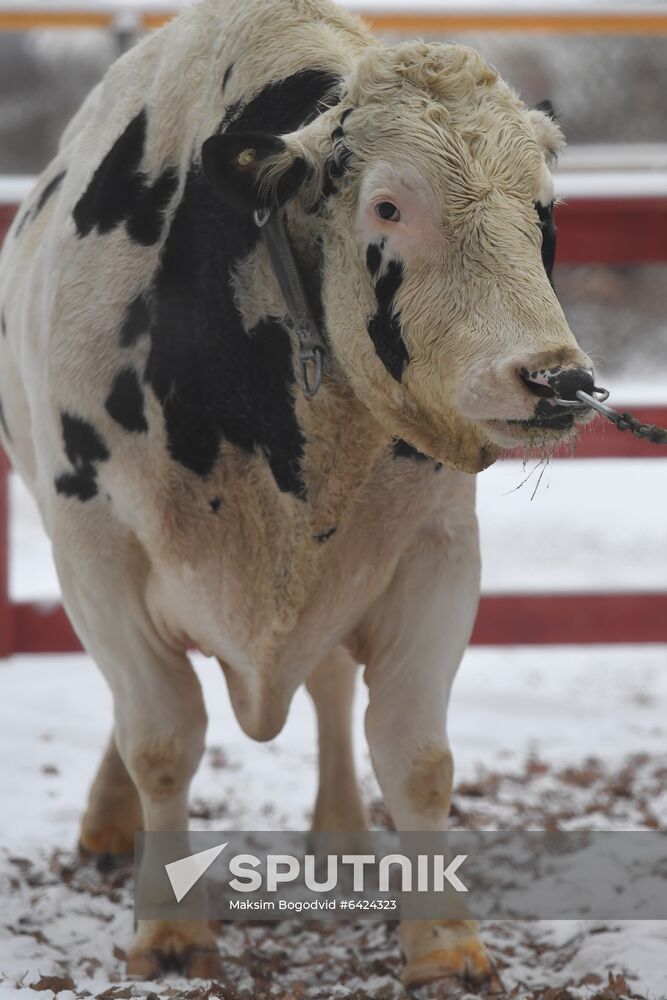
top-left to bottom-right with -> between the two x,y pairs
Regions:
0,0 -> 596,988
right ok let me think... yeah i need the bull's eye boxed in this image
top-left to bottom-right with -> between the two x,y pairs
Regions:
376,201 -> 400,222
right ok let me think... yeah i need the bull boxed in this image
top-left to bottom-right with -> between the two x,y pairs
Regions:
0,0 -> 595,988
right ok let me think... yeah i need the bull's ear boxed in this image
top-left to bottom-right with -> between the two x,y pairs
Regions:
535,98 -> 556,120
528,100 -> 565,162
201,131 -> 310,211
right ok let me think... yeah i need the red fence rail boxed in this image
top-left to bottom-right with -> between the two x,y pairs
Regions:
558,197 -> 667,266
0,448 -> 11,657
1,194 -> 666,654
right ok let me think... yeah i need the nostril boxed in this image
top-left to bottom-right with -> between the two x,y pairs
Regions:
549,367 -> 595,402
520,368 -> 557,399
520,366 -> 595,403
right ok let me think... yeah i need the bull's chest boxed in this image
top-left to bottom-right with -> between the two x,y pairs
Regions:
147,449 -> 444,734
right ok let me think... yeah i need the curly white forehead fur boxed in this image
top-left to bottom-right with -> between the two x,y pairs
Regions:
339,42 -> 564,202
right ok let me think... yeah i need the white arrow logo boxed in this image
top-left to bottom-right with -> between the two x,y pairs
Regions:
165,842 -> 228,902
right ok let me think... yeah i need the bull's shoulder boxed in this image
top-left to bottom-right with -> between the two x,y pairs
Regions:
3,0 -> 377,517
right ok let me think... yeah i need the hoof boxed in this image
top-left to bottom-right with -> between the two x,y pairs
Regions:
126,947 -> 162,981
79,825 -> 136,861
78,836 -> 133,876
127,944 -> 222,980
127,921 -> 221,981
403,944 -> 504,995
186,945 -> 224,979
78,844 -> 131,872
401,921 -> 504,995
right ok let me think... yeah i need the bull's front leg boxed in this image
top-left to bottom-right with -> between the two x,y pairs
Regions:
356,483 -> 501,993
115,652 -> 217,980
52,515 -> 220,980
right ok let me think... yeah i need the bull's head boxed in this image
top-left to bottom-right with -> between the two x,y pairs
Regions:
203,42 -> 595,474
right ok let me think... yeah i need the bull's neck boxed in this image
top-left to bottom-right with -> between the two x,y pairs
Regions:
295,374 -> 389,532
252,213 -> 391,524
148,161 -> 389,515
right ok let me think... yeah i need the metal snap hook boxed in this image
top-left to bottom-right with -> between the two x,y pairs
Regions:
253,207 -> 271,228
300,346 -> 324,399
253,208 -> 328,399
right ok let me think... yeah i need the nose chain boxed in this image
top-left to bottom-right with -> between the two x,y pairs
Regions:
554,388 -> 667,445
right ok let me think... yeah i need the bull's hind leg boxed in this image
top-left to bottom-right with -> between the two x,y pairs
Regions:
357,478 -> 502,994
80,731 -> 143,862
52,511 -> 220,980
306,646 -> 367,833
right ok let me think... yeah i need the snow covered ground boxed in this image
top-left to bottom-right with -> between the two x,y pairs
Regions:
2,646 -> 667,999
2,430 -> 667,998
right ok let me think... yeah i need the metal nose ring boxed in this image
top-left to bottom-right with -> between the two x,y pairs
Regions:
553,386 -> 610,410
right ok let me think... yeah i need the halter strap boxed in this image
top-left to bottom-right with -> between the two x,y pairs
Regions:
254,207 -> 327,399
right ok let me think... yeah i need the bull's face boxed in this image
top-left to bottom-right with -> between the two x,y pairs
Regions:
203,42 -> 595,474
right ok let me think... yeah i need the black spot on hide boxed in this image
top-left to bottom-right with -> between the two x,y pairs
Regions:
55,471 -> 98,502
209,496 -> 222,513
14,169 -> 66,237
222,70 -> 341,135
0,311 -> 6,337
366,242 -> 383,277
55,412 -> 110,502
392,438 -> 442,471
14,211 -> 30,238
105,368 -> 148,433
367,260 -> 409,382
120,292 -> 152,348
392,438 -> 430,463
73,109 -> 178,246
314,525 -> 337,543
142,70 -> 339,495
34,170 -> 66,219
